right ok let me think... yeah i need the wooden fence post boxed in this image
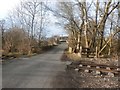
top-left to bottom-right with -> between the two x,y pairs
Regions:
79,46 -> 82,58
95,46 -> 98,58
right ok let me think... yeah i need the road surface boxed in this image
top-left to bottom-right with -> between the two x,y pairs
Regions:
2,43 -> 74,88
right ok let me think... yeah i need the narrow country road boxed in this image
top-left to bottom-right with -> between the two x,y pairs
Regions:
2,42 -> 74,88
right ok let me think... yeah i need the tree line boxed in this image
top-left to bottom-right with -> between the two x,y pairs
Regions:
0,0 -> 120,58
0,0 -> 60,58
46,0 -> 120,58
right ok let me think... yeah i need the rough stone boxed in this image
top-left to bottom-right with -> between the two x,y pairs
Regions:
117,68 -> 120,71
96,66 -> 100,69
106,67 -> 111,70
108,72 -> 114,77
79,64 -> 83,67
96,70 -> 101,75
87,65 -> 91,68
84,69 -> 89,73
75,68 -> 79,71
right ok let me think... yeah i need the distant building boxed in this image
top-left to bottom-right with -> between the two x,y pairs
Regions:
59,36 -> 68,42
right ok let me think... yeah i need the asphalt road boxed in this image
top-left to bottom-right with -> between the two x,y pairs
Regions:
2,42 -> 74,88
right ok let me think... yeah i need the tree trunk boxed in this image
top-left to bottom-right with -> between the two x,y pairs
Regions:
95,46 -> 98,58
68,47 -> 72,53
108,21 -> 113,56
78,46 -> 82,58
76,34 -> 80,50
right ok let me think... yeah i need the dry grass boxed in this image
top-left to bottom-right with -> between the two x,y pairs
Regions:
66,52 -> 80,61
61,49 -> 80,61
62,49 -> 119,66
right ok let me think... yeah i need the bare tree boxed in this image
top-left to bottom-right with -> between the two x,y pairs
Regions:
0,19 -> 5,49
53,0 -> 119,58
2,0 -> 49,56
11,0 -> 48,54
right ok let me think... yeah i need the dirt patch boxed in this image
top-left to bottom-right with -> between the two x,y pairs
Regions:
61,48 -> 80,62
66,67 -> 119,88
51,71 -> 77,88
61,49 -> 119,88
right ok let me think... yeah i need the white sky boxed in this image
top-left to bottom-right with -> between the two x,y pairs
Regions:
0,0 -> 70,19
0,0 -> 20,19
0,0 -> 67,36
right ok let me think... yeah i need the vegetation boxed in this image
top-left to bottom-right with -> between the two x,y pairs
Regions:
47,0 -> 120,58
0,0 -> 120,59
0,0 -> 60,59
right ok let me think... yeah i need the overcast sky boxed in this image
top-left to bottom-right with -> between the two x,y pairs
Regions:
0,0 -> 72,19
0,0 -> 119,18
0,0 -> 67,37
0,0 -> 21,19
1,0 -> 117,37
